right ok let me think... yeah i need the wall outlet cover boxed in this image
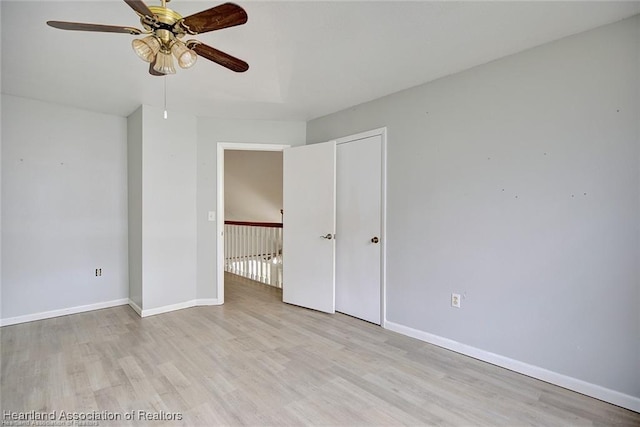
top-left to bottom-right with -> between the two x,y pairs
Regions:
451,293 -> 461,308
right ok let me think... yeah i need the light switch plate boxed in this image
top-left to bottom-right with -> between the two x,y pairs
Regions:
208,211 -> 216,221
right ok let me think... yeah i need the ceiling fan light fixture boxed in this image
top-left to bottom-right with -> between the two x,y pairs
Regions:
132,35 -> 160,63
171,40 -> 198,69
153,51 -> 176,75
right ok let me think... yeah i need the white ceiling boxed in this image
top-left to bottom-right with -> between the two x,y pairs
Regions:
2,1 -> 639,121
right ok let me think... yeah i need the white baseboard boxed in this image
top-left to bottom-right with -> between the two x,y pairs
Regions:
0,298 -> 129,327
384,321 -> 640,413
1,297 -> 222,326
195,298 -> 221,306
140,300 -> 197,317
132,298 -> 221,318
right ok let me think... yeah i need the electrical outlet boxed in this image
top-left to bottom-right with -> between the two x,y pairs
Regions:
451,293 -> 461,308
95,268 -> 102,277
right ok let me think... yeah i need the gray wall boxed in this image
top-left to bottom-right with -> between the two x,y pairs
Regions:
196,118 -> 306,300
307,16 -> 639,399
127,105 -> 198,312
1,95 -> 129,319
141,105 -> 198,310
225,150 -> 283,223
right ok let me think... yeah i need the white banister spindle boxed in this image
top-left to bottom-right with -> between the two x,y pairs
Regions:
232,226 -> 236,274
225,225 -> 229,271
255,227 -> 261,282
234,225 -> 239,275
236,226 -> 241,275
247,227 -> 251,276
251,226 -> 258,281
261,228 -> 265,283
225,224 -> 230,271
266,227 -> 272,285
235,225 -> 240,275
268,227 -> 273,283
242,225 -> 247,275
254,227 -> 259,282
268,229 -> 272,284
273,227 -> 278,287
232,225 -> 237,275
278,227 -> 283,288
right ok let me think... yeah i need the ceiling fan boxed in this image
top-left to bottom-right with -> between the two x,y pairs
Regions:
47,0 -> 249,75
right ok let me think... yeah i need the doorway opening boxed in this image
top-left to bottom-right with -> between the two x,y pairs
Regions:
216,143 -> 290,304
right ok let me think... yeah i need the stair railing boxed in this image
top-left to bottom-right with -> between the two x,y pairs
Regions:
224,221 -> 283,288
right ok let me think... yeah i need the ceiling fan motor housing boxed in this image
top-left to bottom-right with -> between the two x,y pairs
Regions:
144,6 -> 185,50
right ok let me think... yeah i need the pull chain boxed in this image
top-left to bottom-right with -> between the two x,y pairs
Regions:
163,75 -> 168,119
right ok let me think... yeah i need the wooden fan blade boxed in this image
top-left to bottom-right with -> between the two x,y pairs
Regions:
191,43 -> 249,73
179,3 -> 247,35
149,59 -> 164,76
47,21 -> 141,34
124,0 -> 154,17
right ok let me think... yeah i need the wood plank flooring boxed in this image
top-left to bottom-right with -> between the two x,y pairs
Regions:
2,273 -> 639,426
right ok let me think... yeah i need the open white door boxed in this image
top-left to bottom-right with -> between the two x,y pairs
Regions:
282,141 -> 336,313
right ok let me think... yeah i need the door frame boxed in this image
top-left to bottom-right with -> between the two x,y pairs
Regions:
216,142 -> 291,304
334,127 -> 388,327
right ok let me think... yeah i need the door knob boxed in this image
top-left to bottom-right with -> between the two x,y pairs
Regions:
321,233 -> 333,240
371,236 -> 379,243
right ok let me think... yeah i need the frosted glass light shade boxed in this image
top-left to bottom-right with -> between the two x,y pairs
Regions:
153,51 -> 176,74
132,36 -> 160,62
171,41 -> 197,69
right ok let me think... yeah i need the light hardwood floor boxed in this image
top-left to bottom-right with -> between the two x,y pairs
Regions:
2,273 -> 639,426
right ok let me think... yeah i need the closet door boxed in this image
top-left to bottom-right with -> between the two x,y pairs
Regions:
336,135 -> 382,324
282,141 -> 336,313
